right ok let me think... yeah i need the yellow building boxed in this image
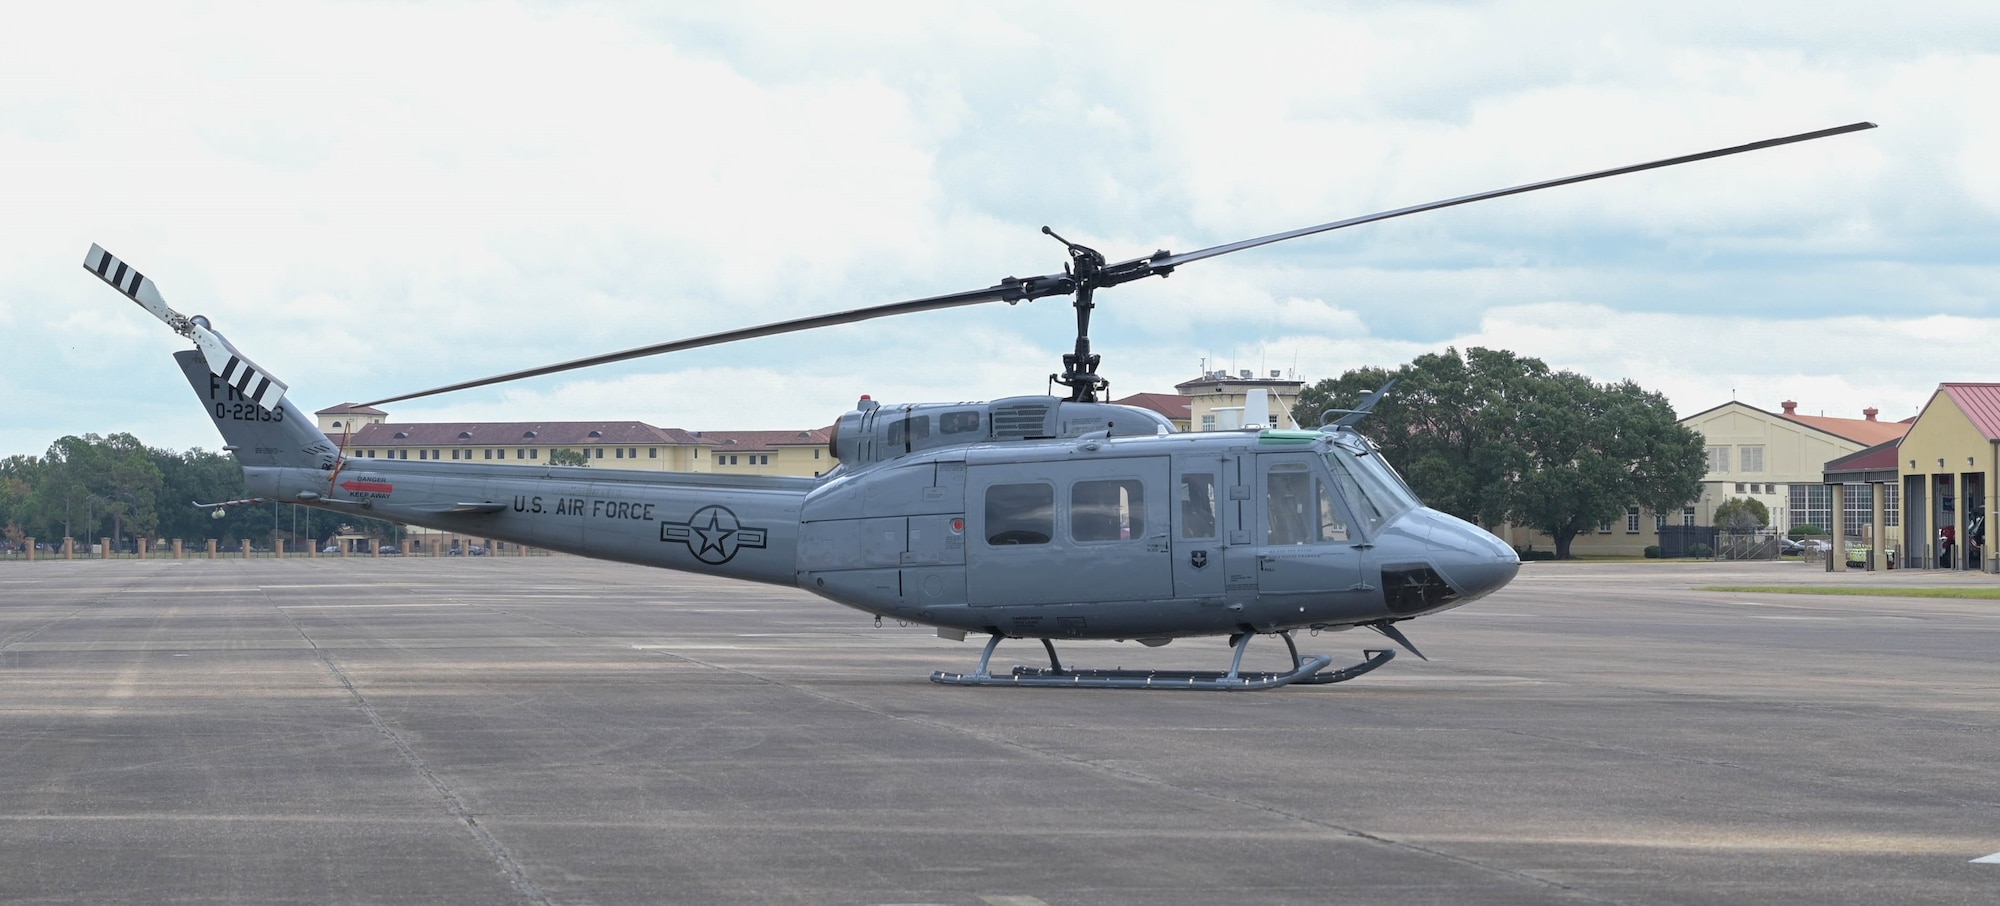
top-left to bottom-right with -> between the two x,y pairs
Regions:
313,404 -> 833,478
1174,370 -> 1306,431
1496,400 -> 1908,557
694,429 -> 838,478
1887,383 -> 2000,571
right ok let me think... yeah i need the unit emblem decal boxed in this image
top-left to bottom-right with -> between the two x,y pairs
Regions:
660,505 -> 768,564
1189,549 -> 1209,570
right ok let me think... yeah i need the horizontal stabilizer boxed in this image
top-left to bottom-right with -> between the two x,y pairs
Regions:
413,502 -> 508,515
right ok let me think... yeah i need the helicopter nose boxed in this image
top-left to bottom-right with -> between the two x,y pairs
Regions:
1423,512 -> 1520,602
1448,546 -> 1520,601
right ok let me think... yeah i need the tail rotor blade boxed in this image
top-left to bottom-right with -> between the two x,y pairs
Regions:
82,244 -> 290,410
84,244 -> 186,329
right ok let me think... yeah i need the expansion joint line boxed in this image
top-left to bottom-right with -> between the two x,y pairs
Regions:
267,595 -> 552,906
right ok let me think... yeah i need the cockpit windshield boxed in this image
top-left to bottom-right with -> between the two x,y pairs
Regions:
1323,441 -> 1420,534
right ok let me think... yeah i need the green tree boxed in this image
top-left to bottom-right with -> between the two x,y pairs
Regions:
24,436 -> 101,541
1297,347 -> 1705,559
0,454 -> 41,546
1508,373 -> 1706,559
98,433 -> 162,545
1713,496 -> 1770,533
547,448 -> 590,467
150,446 -> 249,543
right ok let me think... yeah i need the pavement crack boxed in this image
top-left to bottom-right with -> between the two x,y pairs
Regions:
267,591 -> 553,906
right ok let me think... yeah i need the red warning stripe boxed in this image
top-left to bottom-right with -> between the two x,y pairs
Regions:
340,480 -> 394,494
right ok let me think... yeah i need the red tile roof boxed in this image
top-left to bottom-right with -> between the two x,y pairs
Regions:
316,402 -> 388,416
689,429 -> 832,453
1112,392 -> 1192,421
1942,384 -> 2000,440
341,421 -> 703,448
1780,412 -> 1909,447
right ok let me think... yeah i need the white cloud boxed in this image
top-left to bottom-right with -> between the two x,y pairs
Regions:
3,1 -> 1998,458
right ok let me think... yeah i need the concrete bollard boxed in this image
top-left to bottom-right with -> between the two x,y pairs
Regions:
172,539 -> 183,559
25,537 -> 33,562
101,537 -> 112,560
240,539 -> 252,558
275,539 -> 286,558
207,539 -> 218,559
63,538 -> 74,560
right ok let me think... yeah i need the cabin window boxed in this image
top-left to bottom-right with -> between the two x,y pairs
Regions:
1179,473 -> 1218,539
985,483 -> 1054,545
1071,479 -> 1146,543
940,410 -> 981,435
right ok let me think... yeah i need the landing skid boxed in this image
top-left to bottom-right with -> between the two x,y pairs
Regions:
930,631 -> 1396,690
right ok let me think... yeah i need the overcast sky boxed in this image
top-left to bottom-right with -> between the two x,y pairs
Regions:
5,1 -> 1996,457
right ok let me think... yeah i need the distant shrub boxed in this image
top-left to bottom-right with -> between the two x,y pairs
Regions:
1644,545 -> 1661,559
1788,525 -> 1827,540
1518,549 -> 1558,561
1689,543 -> 1713,559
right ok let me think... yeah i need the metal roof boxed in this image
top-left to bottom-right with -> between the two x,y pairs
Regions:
1941,384 -> 2000,441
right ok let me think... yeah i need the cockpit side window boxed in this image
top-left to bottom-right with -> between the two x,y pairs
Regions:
1266,462 -> 1350,544
1324,446 -> 1416,534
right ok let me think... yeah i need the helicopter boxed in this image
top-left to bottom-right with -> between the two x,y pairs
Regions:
87,121 -> 1874,690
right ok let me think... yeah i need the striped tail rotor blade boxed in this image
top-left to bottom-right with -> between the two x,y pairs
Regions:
190,325 -> 290,410
83,244 -> 182,327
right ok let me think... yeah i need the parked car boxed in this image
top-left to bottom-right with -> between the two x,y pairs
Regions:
321,545 -> 341,554
1780,538 -> 1805,555
380,545 -> 402,556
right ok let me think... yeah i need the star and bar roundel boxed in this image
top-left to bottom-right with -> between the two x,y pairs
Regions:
660,505 -> 768,565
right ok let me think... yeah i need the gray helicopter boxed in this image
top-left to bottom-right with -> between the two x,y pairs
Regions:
87,122 -> 1873,690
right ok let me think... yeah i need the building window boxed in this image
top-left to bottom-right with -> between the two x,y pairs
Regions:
1705,446 -> 1729,474
1735,482 -> 1745,493
1598,520 -> 1613,534
484,449 -> 492,460
1740,446 -> 1764,473
615,448 -> 624,459
497,449 -> 506,460
628,448 -> 637,459
593,448 -> 603,458
1626,507 -> 1641,533
1655,513 -> 1666,530
1201,414 -> 1216,431
1682,507 -> 1696,527
1789,485 -> 1831,533
649,448 -> 657,458
530,449 -> 538,459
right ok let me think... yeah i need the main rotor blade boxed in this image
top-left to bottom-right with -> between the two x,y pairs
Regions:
359,275 -> 1070,407
1151,121 -> 1877,270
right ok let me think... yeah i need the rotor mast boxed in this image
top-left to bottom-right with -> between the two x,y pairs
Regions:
1042,226 -> 1174,402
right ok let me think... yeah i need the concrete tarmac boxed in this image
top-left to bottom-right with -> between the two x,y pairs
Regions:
1,556 -> 1997,905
